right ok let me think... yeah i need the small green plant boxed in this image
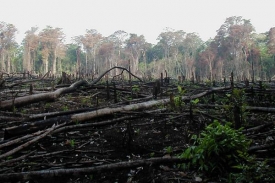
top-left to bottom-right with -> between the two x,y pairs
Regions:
231,88 -> 246,105
74,120 -> 79,125
69,139 -> 75,147
174,85 -> 186,109
66,94 -> 72,99
191,98 -> 199,105
13,106 -> 17,114
261,82 -> 269,90
89,174 -> 93,180
179,120 -> 251,178
174,96 -> 182,107
223,88 -> 248,126
205,79 -> 212,87
156,103 -> 165,109
81,98 -> 86,104
81,97 -> 89,105
150,152 -> 155,157
134,128 -> 140,135
45,103 -> 51,109
228,159 -> 275,183
132,85 -> 140,93
61,105 -> 69,111
165,146 -> 173,154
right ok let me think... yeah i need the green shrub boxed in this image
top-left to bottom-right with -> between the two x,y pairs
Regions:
179,120 -> 251,177
174,85 -> 186,109
227,158 -> 275,183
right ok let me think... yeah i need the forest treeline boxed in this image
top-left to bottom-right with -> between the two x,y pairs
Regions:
0,16 -> 275,81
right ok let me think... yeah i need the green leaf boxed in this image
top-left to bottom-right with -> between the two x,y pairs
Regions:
191,98 -> 199,104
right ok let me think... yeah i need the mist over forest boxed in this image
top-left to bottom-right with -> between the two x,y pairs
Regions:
1,16 -> 275,81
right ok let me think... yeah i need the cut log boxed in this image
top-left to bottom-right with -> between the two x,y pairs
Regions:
3,87 -> 227,139
0,67 -> 141,110
0,80 -> 88,110
0,124 -> 56,160
4,116 -> 69,139
248,142 -> 275,153
0,156 -> 185,181
72,87 -> 228,122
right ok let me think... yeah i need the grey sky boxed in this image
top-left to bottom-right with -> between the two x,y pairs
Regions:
1,0 -> 275,44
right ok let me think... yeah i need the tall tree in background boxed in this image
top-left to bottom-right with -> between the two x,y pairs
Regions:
61,44 -> 79,73
56,43 -> 66,74
98,39 -> 115,74
2,18 -> 275,81
199,41 -> 217,81
0,22 -> 17,73
108,30 -> 128,75
171,30 -> 186,76
125,34 -> 146,75
139,42 -> 152,74
215,16 -> 254,80
39,26 -> 64,75
183,33 -> 202,79
155,29 -> 204,79
267,27 -> 275,61
23,27 -> 39,73
257,29 -> 275,79
157,28 -> 175,71
78,29 -> 102,75
50,28 -> 64,76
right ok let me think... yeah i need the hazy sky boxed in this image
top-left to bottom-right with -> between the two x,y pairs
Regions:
1,0 -> 275,44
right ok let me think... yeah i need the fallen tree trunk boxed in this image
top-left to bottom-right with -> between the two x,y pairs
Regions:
8,78 -> 54,88
28,107 -> 97,120
3,87 -> 228,139
4,116 -> 69,139
0,130 -> 45,149
0,67 -> 141,110
0,124 -> 56,160
248,142 -> 275,153
0,150 -> 36,166
72,99 -> 170,122
0,80 -> 88,110
0,156 -> 185,181
72,87 -> 229,122
52,116 -> 138,134
243,122 -> 275,133
198,104 -> 275,113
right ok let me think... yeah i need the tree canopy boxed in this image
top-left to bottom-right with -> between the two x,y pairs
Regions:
1,16 -> 275,81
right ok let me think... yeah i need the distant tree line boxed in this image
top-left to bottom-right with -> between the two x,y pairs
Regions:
1,16 -> 275,81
